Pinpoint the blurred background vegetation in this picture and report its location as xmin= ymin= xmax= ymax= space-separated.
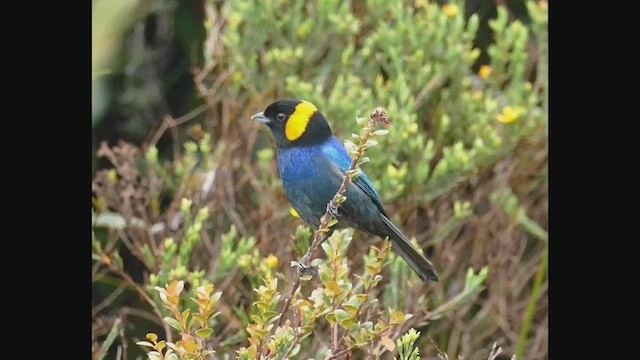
xmin=92 ymin=0 xmax=547 ymax=359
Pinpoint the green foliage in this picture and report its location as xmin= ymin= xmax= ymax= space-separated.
xmin=140 ymin=227 xmax=450 ymax=359
xmin=217 ymin=225 xmax=257 ymax=282
xmin=138 ymin=281 xmax=221 ymax=359
xmin=396 ymin=328 xmax=421 ymax=360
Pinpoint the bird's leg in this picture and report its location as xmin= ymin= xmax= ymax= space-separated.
xmin=326 ymin=202 xmax=340 ymax=218
xmin=296 ymin=262 xmax=318 ymax=277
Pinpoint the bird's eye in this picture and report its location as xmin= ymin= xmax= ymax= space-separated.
xmin=276 ymin=113 xmax=286 ymax=122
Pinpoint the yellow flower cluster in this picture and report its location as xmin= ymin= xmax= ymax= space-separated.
xmin=443 ymin=4 xmax=460 ymax=18
xmin=496 ymin=106 xmax=527 ymax=124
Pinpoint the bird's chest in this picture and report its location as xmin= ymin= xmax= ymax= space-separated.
xmin=277 ymin=147 xmax=324 ymax=181
xmin=276 ymin=147 xmax=343 ymax=223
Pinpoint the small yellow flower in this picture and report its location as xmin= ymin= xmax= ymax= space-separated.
xmin=232 ymin=71 xmax=243 ymax=83
xmin=297 ymin=25 xmax=310 ymax=40
xmin=265 ymin=254 xmax=279 ymax=269
xmin=238 ymin=254 xmax=252 ymax=268
xmin=472 ymin=90 xmax=483 ymax=101
xmin=107 ymin=169 xmax=118 ymax=184
xmin=496 ymin=106 xmax=526 ymax=124
xmin=92 ymin=196 xmax=107 ymax=213
xmin=290 ymin=208 xmax=300 ymax=218
xmin=461 ymin=153 xmax=469 ymax=165
xmin=479 ymin=65 xmax=493 ymax=80
xmin=443 ymin=4 xmax=460 ymax=18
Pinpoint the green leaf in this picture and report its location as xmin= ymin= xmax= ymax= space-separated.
xmin=92 ymin=211 xmax=146 ymax=229
xmin=381 ymin=335 xmax=395 ymax=351
xmin=191 ymin=314 xmax=208 ymax=327
xmin=92 ymin=212 xmax=126 ymax=230
xmin=209 ymin=311 xmax=222 ymax=322
xmin=96 ymin=318 xmax=121 ymax=360
xmin=340 ymin=317 xmax=357 ymax=328
xmin=325 ymin=312 xmax=336 ymax=324
xmin=141 ymin=244 xmax=156 ymax=269
xmin=333 ymin=309 xmax=349 ymax=321
xmin=135 ymin=341 xmax=154 ymax=348
xmin=250 ymin=314 xmax=266 ymax=326
xmin=180 ymin=308 xmax=191 ymax=328
xmin=147 ymin=351 xmax=163 ymax=360
xmin=344 ymin=295 xmax=363 ymax=316
xmin=195 ymin=328 xmax=214 ymax=339
xmin=321 ymin=241 xmax=333 ymax=256
xmin=343 ymin=140 xmax=357 ymax=151
xmin=389 ymin=309 xmax=407 ymax=325
xmin=164 ymin=317 xmax=181 ymax=331
xmin=188 ymin=316 xmax=199 ymax=331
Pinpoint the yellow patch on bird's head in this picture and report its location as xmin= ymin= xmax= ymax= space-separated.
xmin=285 ymin=101 xmax=318 ymax=141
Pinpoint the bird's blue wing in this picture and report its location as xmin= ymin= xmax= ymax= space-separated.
xmin=322 ymin=136 xmax=386 ymax=213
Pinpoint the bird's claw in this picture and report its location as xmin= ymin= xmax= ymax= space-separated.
xmin=296 ymin=262 xmax=317 ymax=277
xmin=326 ymin=203 xmax=339 ymax=218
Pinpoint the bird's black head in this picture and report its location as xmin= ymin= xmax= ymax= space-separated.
xmin=251 ymin=99 xmax=333 ymax=149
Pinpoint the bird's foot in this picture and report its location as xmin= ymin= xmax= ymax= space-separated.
xmin=296 ymin=261 xmax=318 ymax=277
xmin=326 ymin=202 xmax=340 ymax=218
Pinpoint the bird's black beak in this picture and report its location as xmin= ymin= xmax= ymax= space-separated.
xmin=251 ymin=112 xmax=270 ymax=124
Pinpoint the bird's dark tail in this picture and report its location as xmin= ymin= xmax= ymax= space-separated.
xmin=380 ymin=214 xmax=439 ymax=282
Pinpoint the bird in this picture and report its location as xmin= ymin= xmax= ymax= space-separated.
xmin=251 ymin=99 xmax=439 ymax=282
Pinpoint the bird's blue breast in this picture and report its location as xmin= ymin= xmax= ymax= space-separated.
xmin=277 ymin=136 xmax=374 ymax=186
xmin=277 ymin=143 xmax=324 ymax=181
xmin=276 ymin=136 xmax=384 ymax=226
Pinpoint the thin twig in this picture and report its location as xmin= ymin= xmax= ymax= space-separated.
xmin=332 ymin=322 xmax=340 ymax=355
xmin=328 ymin=347 xmax=352 ymax=360
xmin=119 ymin=328 xmax=129 ymax=360
xmin=415 ymin=75 xmax=446 ymax=107
xmin=147 ymin=104 xmax=208 ymax=148
xmin=274 ymin=275 xmax=302 ymax=330
xmin=92 ymin=282 xmax=128 ymax=317
xmin=119 ymin=307 xmax=164 ymax=325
